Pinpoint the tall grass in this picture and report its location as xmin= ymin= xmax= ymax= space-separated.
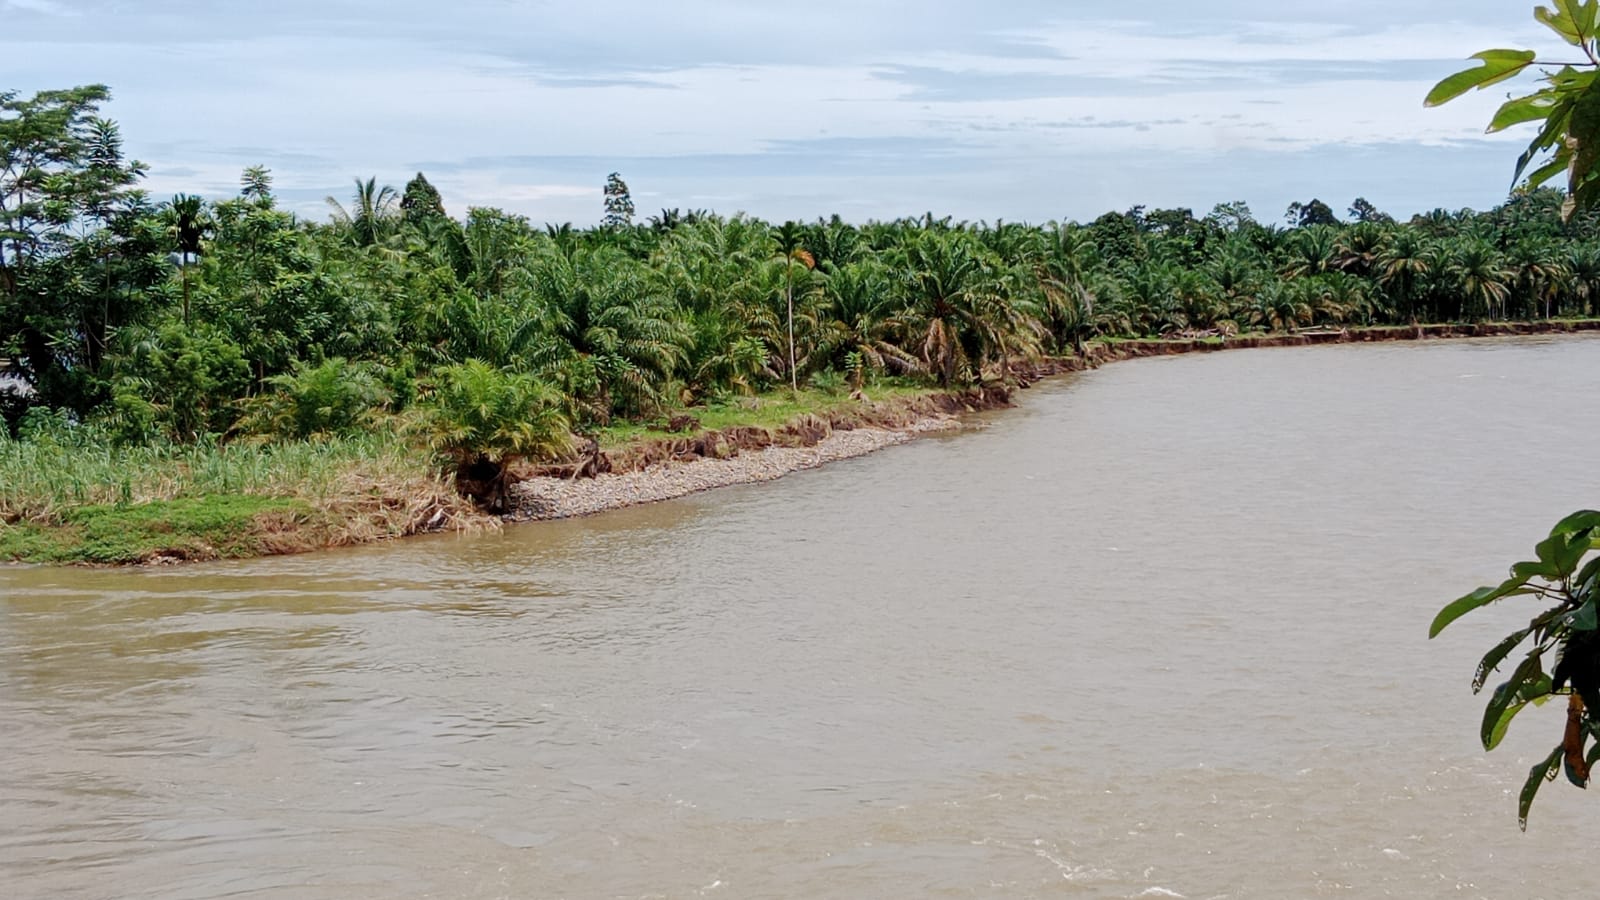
xmin=0 ymin=427 xmax=452 ymax=525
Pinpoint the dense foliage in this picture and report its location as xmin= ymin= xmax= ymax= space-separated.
xmin=5 ymin=83 xmax=1600 ymax=487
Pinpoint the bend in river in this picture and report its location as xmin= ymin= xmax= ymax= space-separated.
xmin=4 ymin=336 xmax=1599 ymax=898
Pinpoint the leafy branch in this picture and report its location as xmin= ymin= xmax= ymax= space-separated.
xmin=1430 ymin=511 xmax=1600 ymax=829
xmin=1427 ymin=1 xmax=1600 ymax=219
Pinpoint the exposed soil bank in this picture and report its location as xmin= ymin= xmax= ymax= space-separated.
xmin=506 ymin=320 xmax=1600 ymax=522
xmin=507 ymin=392 xmax=1005 ymax=522
xmin=1084 ymin=320 xmax=1600 ymax=367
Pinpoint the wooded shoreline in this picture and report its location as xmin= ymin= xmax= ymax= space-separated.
xmin=6 ymin=323 xmax=1597 ymax=567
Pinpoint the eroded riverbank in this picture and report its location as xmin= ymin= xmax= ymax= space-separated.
xmin=7 ymin=319 xmax=1600 ymax=564
xmin=503 ymin=319 xmax=1600 ymax=523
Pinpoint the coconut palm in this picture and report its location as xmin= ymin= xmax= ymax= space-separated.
xmin=326 ymin=177 xmax=399 ymax=248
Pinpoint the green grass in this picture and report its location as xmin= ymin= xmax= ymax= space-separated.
xmin=0 ymin=495 xmax=311 ymax=564
xmin=0 ymin=430 xmax=433 ymax=523
xmin=0 ymin=425 xmax=481 ymax=565
xmin=592 ymin=381 xmax=935 ymax=450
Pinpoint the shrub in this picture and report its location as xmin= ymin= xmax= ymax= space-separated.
xmin=237 ymin=357 xmax=389 ymax=440
xmin=413 ymin=359 xmax=571 ymax=511
xmin=112 ymin=323 xmax=251 ymax=440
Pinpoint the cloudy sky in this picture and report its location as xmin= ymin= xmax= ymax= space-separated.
xmin=0 ymin=0 xmax=1558 ymax=226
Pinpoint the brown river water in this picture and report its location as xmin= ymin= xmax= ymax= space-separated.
xmin=4 ymin=337 xmax=1600 ymax=899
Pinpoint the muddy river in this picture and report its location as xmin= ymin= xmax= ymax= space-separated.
xmin=3 ymin=337 xmax=1598 ymax=898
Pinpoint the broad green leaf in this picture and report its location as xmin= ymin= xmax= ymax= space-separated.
xmin=1489 ymin=94 xmax=1560 ymax=133
xmin=1482 ymin=655 xmax=1548 ymax=750
xmin=1516 ymin=120 xmax=1572 ymax=185
xmin=1431 ymin=578 xmax=1536 ymax=638
xmin=1538 ymin=2 xmax=1585 ymax=45
xmin=1522 ymin=673 xmax=1555 ymax=701
xmin=1520 ymin=745 xmax=1565 ymax=831
xmin=1573 ymin=554 xmax=1600 ymax=594
xmin=1486 ymin=698 xmax=1542 ymax=751
xmin=1426 ymin=50 xmax=1538 ymax=107
xmin=1564 ymin=599 xmax=1599 ymax=631
xmin=1523 ymin=150 xmax=1573 ymax=190
xmin=1565 ymin=81 xmax=1600 ymax=205
xmin=1549 ymin=65 xmax=1600 ymax=91
xmin=1535 ymin=530 xmax=1594 ymax=578
xmin=1551 ymin=509 xmax=1600 ymax=538
xmin=1511 ymin=558 xmax=1560 ymax=580
xmin=1475 ymin=626 xmax=1535 ymax=693
xmin=1485 ymin=674 xmax=1552 ymax=754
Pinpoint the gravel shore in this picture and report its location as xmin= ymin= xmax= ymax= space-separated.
xmin=507 ymin=417 xmax=960 ymax=521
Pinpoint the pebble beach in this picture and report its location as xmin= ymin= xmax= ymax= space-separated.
xmin=507 ymin=417 xmax=961 ymax=521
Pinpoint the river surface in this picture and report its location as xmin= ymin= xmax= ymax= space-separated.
xmin=4 ymin=337 xmax=1600 ymax=899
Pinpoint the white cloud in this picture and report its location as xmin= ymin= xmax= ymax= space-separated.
xmin=0 ymin=2 xmax=1553 ymax=222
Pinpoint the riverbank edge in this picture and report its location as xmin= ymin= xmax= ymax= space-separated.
xmin=502 ymin=319 xmax=1600 ymax=524
xmin=6 ymin=319 xmax=1598 ymax=565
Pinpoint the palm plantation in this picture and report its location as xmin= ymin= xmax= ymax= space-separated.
xmin=6 ymin=84 xmax=1600 ymax=522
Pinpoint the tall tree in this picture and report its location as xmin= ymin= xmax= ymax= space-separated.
xmin=239 ymin=165 xmax=274 ymax=206
xmin=1285 ymin=199 xmax=1340 ymax=228
xmin=1348 ymin=197 xmax=1395 ymax=224
xmin=602 ymin=172 xmax=634 ymax=228
xmin=164 ymin=193 xmax=211 ymax=325
xmin=0 ymin=85 xmax=150 ymax=406
xmin=400 ymin=172 xmax=447 ymax=228
xmin=326 ymin=176 xmax=398 ymax=248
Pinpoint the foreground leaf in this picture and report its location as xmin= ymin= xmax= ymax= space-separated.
xmin=1426 ymin=50 xmax=1538 ymax=107
xmin=1431 ymin=578 xmax=1536 ymax=638
xmin=1519 ymin=745 xmax=1565 ymax=831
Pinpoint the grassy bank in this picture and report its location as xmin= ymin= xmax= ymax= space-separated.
xmin=0 ymin=432 xmax=484 ymax=564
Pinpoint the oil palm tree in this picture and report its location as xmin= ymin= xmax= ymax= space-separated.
xmin=1506 ymin=239 xmax=1568 ymax=320
xmin=1376 ymin=229 xmax=1431 ymax=323
xmin=1036 ymin=224 xmax=1100 ymax=353
xmin=415 ymin=359 xmax=572 ymax=513
xmin=899 ymin=231 xmax=1038 ymax=385
xmin=815 ymin=259 xmax=921 ymax=387
xmin=527 ymin=246 xmax=685 ymax=424
xmin=1448 ymin=240 xmax=1513 ymax=320
xmin=1281 ymin=225 xmax=1339 ymax=279
xmin=1565 ymin=245 xmax=1600 ymax=317
xmin=1332 ymin=221 xmax=1388 ymax=278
